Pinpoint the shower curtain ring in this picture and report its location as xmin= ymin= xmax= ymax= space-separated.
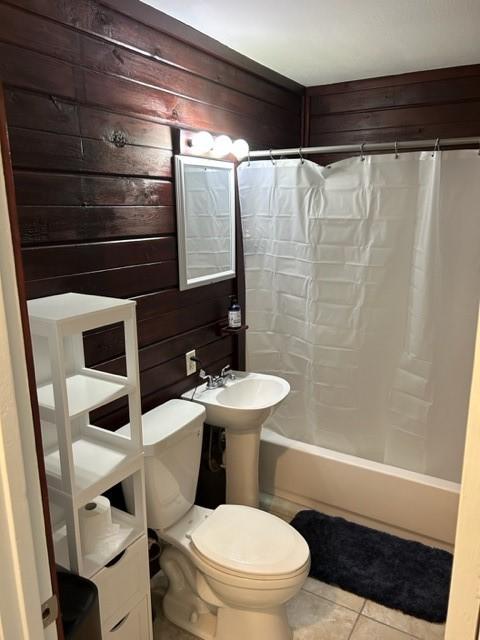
xmin=394 ymin=141 xmax=399 ymax=159
xmin=432 ymin=138 xmax=440 ymax=157
xmin=269 ymin=149 xmax=276 ymax=165
xmin=360 ymin=143 xmax=366 ymax=162
xmin=299 ymin=147 xmax=305 ymax=164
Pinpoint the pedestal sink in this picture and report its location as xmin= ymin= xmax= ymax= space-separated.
xmin=182 ymin=372 xmax=290 ymax=507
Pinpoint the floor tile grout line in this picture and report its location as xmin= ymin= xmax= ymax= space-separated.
xmin=300 ymin=585 xmax=366 ymax=614
xmin=347 ymin=612 xmax=361 ymax=640
xmin=360 ymin=609 xmax=426 ymax=640
xmin=355 ymin=615 xmax=422 ymax=640
xmin=304 ymin=585 xmax=443 ymax=640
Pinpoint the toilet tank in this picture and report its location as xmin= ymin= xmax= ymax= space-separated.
xmin=118 ymin=399 xmax=205 ymax=530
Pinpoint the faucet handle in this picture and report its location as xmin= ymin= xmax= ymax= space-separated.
xmin=221 ymin=365 xmax=235 ymax=381
xmin=199 ymin=369 xmax=215 ymax=389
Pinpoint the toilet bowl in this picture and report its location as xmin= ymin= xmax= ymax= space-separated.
xmin=118 ymin=399 xmax=310 ymax=640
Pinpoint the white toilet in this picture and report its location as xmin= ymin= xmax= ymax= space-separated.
xmin=119 ymin=399 xmax=310 ymax=640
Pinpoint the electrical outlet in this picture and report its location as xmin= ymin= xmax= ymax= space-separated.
xmin=186 ymin=349 xmax=197 ymax=376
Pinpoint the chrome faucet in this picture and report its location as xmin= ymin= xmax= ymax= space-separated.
xmin=199 ymin=369 xmax=217 ymax=389
xmin=198 ymin=364 xmax=236 ymax=390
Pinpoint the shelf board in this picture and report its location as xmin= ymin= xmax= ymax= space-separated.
xmin=44 ymin=437 xmax=142 ymax=505
xmin=37 ymin=370 xmax=131 ymax=420
xmin=27 ymin=293 xmax=133 ymax=324
xmin=53 ymin=508 xmax=143 ymax=579
xmin=217 ymin=322 xmax=249 ymax=336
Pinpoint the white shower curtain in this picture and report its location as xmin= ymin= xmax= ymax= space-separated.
xmin=237 ymin=152 xmax=480 ymax=483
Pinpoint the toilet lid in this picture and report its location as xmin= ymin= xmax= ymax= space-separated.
xmin=190 ymin=504 xmax=310 ymax=577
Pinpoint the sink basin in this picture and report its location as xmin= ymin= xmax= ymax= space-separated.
xmin=185 ymin=372 xmax=290 ymax=431
xmin=183 ymin=371 xmax=290 ymax=507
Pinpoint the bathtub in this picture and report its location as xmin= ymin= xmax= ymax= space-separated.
xmin=259 ymin=428 xmax=460 ymax=549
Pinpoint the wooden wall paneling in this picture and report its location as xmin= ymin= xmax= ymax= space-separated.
xmin=22 ymin=237 xmax=177 ymax=280
xmin=26 ymin=260 xmax=178 ymax=299
xmin=101 ymin=0 xmax=303 ymax=94
xmin=5 ymin=89 xmax=79 ymax=134
xmin=97 ymin=335 xmax=234 ymax=386
xmin=4 ymin=0 xmax=302 ymax=111
xmin=0 ymin=3 xmax=299 ymax=145
xmin=132 ymin=278 xmax=235 ymax=323
xmin=85 ymin=288 xmax=233 ymax=366
xmin=306 ymin=64 xmax=480 ymax=95
xmin=309 ymin=101 xmax=480 ymax=136
xmin=308 ymin=121 xmax=480 ymax=148
xmin=302 ymin=90 xmax=310 ymax=147
xmin=127 ymin=322 xmax=232 ymax=374
xmin=14 ymin=169 xmax=175 ymax=245
xmin=81 ymin=70 xmax=296 ymax=146
xmin=305 ymin=65 xmax=480 ymax=152
xmin=18 ymin=204 xmax=176 ymax=245
xmin=78 ymin=37 xmax=296 ymax=128
xmin=0 ymin=43 xmax=79 ymax=97
xmin=14 ymin=172 xmax=173 ymax=206
xmin=309 ymin=75 xmax=480 ymax=115
xmin=0 ymin=0 xmax=302 ymax=432
xmin=9 ymin=128 xmax=173 ymax=176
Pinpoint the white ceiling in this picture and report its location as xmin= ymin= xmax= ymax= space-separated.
xmin=140 ymin=0 xmax=480 ymax=86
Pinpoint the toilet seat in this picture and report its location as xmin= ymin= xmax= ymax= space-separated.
xmin=190 ymin=504 xmax=310 ymax=579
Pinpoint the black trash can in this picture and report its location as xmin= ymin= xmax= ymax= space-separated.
xmin=57 ymin=569 xmax=102 ymax=640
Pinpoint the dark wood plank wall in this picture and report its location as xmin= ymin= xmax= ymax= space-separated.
xmin=0 ymin=0 xmax=302 ymax=428
xmin=304 ymin=64 xmax=480 ymax=164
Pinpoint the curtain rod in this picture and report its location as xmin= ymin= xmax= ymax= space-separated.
xmin=248 ymin=136 xmax=480 ymax=159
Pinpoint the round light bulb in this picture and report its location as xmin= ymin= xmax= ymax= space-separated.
xmin=191 ymin=131 xmax=214 ymax=154
xmin=232 ymin=139 xmax=249 ymax=160
xmin=213 ymin=134 xmax=232 ymax=157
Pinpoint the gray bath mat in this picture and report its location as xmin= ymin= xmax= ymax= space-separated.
xmin=291 ymin=510 xmax=452 ymax=623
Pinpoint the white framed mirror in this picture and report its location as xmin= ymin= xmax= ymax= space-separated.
xmin=175 ymin=155 xmax=236 ymax=290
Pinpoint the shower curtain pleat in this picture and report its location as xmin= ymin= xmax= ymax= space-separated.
xmin=237 ymin=152 xmax=480 ymax=482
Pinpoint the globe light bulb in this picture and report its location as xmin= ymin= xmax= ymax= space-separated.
xmin=232 ymin=139 xmax=249 ymax=160
xmin=213 ymin=135 xmax=233 ymax=157
xmin=191 ymin=131 xmax=214 ymax=154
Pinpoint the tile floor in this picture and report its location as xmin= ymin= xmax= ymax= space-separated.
xmin=151 ymin=574 xmax=445 ymax=640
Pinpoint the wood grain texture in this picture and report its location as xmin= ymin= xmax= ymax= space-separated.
xmin=0 ymin=0 xmax=301 ymax=429
xmin=0 ymin=3 xmax=299 ymax=143
xmin=4 ymin=0 xmax=301 ymax=110
xmin=14 ymin=172 xmax=173 ymax=206
xmin=18 ymin=205 xmax=175 ymax=245
xmin=304 ymin=65 xmax=480 ymax=159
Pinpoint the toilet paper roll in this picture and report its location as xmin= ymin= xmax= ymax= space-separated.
xmin=79 ymin=496 xmax=112 ymax=554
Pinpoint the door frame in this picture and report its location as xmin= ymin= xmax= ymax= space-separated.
xmin=445 ymin=307 xmax=480 ymax=639
xmin=0 ymin=83 xmax=61 ymax=639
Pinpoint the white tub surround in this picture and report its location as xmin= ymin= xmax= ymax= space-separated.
xmin=260 ymin=429 xmax=459 ymax=548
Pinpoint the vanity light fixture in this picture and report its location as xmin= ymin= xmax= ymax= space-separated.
xmin=232 ymin=138 xmax=249 ymax=160
xmin=212 ymin=134 xmax=233 ymax=157
xmin=190 ymin=130 xmax=214 ymax=154
xmin=190 ymin=130 xmax=249 ymax=159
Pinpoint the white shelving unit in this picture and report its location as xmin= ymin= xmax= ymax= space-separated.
xmin=28 ymin=293 xmax=153 ymax=639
